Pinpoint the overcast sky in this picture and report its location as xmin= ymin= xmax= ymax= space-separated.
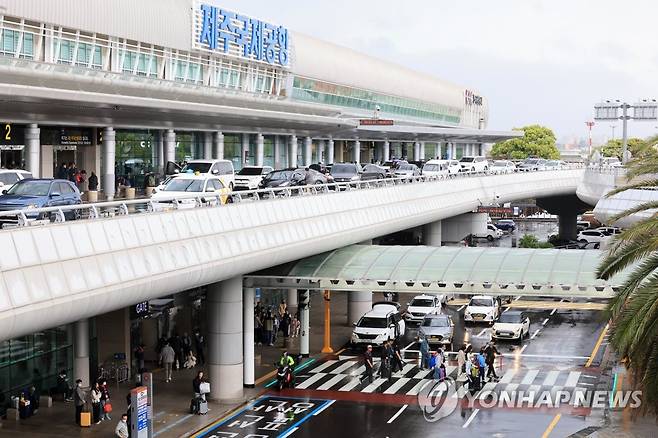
xmin=218 ymin=0 xmax=658 ymax=144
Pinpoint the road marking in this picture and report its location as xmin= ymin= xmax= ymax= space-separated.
xmin=462 ymin=408 xmax=480 ymax=428
xmin=338 ymin=378 xmax=361 ymax=391
xmin=402 ymin=341 xmax=416 ymax=352
xmin=499 ymin=353 xmax=590 ymax=360
xmin=475 ymin=328 xmax=489 ymax=337
xmin=583 ymin=375 xmax=597 ymax=379
xmin=478 ymin=382 xmax=498 ymax=399
xmin=387 ymin=404 xmax=408 ymax=424
xmin=530 ymin=329 xmax=541 ymax=340
xmin=519 ymin=344 xmax=528 ymax=353
xmin=542 ymin=370 xmax=560 ymax=386
xmin=310 ymin=360 xmax=338 ymax=373
xmin=331 ymin=360 xmax=359 ymax=374
xmin=550 ymin=308 xmax=558 ymax=316
xmin=499 ymin=369 xmax=517 ymax=384
xmin=318 ymin=374 xmax=349 ymax=390
xmin=412 ymin=369 xmax=432 ymax=379
xmin=384 ymin=378 xmax=411 ymax=394
xmin=564 ymin=371 xmax=582 ymax=388
xmin=585 ymin=324 xmax=609 ymax=367
xmin=521 ymin=369 xmax=540 ymax=385
xmin=457 ymin=305 xmax=466 ymax=312
xmin=279 ymin=427 xmax=298 ymax=438
xmin=541 ymin=413 xmax=562 ymax=438
xmin=406 ymin=379 xmax=431 ymax=395
xmin=542 ymin=318 xmax=549 ymax=326
xmin=255 ymin=369 xmax=277 ymax=385
xmin=503 ymin=307 xmax=510 ymax=313
xmin=296 ymin=373 xmax=327 ymax=389
xmin=154 ymin=414 xmax=194 ymax=436
xmin=514 ymin=296 xmax=522 ymax=301
xmin=395 ymin=363 xmax=416 ymax=377
xmin=362 ymin=378 xmax=388 ymax=393
xmin=313 ymin=400 xmax=335 ymax=416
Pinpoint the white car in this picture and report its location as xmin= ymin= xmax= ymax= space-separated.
xmin=464 ymin=295 xmax=501 ymax=324
xmin=491 ymin=311 xmax=530 ymax=341
xmin=600 ymin=157 xmax=622 ymax=168
xmin=0 ymin=169 xmax=32 ymax=191
xmin=577 ymin=230 xmax=611 ymax=245
xmin=459 ymin=156 xmax=489 ymax=173
xmin=351 ymin=302 xmax=406 ymax=347
xmin=166 ymin=159 xmax=236 ymax=189
xmin=151 ymin=175 xmax=231 ymax=210
xmin=475 ymin=224 xmax=503 ymax=241
xmin=233 ymin=166 xmax=273 ymax=190
xmin=422 ymin=160 xmax=448 ymax=178
xmin=489 ymin=160 xmax=516 ymax=174
xmin=404 ymin=294 xmax=443 ymax=324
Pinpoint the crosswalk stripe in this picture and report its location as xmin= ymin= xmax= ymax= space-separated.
xmin=521 ymin=369 xmax=540 ymax=385
xmin=498 ymin=369 xmax=516 ymax=384
xmin=338 ymin=377 xmax=362 ymax=392
xmin=478 ymin=382 xmax=497 ymax=399
xmin=384 ymin=378 xmax=411 ymax=394
xmin=394 ymin=363 xmax=415 ymax=377
xmin=317 ymin=374 xmax=349 ymax=390
xmin=296 ymin=372 xmax=327 ymax=389
xmin=412 ymin=369 xmax=432 ymax=379
xmin=564 ymin=371 xmax=581 ymax=388
xmin=542 ymin=370 xmax=560 ymax=386
xmin=310 ymin=360 xmax=338 ymax=373
xmin=528 ymin=385 xmax=542 ymax=400
xmin=331 ymin=360 xmax=360 ymax=374
xmin=362 ymin=378 xmax=388 ymax=393
xmin=502 ymin=383 xmax=519 ymax=394
xmin=406 ymin=379 xmax=431 ymax=396
xmin=351 ymin=365 xmax=365 ymax=376
xmin=452 ymin=384 xmax=468 ymax=399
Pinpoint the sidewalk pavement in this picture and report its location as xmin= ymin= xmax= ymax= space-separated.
xmin=0 ymin=291 xmax=354 ymax=437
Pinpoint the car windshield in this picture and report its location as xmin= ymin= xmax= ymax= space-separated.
xmin=357 ymin=317 xmax=388 ymax=328
xmin=266 ymin=171 xmax=294 ymax=181
xmin=423 ymin=164 xmax=441 ymax=172
xmin=331 ymin=164 xmax=357 ymax=174
xmin=410 ymin=299 xmax=434 ymax=307
xmin=492 ymin=161 xmax=508 ymax=167
xmin=460 ymin=157 xmax=474 ymax=163
xmin=181 ymin=162 xmax=212 ymax=174
xmin=164 ymin=179 xmax=204 ymax=192
xmin=499 ymin=313 xmax=523 ymax=323
xmin=363 ymin=165 xmax=383 ymax=172
xmin=382 ymin=161 xmax=397 ymax=167
xmin=6 ymin=181 xmax=51 ymax=196
xmin=469 ymin=298 xmax=493 ymax=307
xmin=237 ymin=167 xmax=263 ymax=176
xmin=523 ymin=159 xmax=539 ymax=164
xmin=422 ymin=317 xmax=449 ymax=327
xmin=398 ymin=164 xmax=413 ymax=170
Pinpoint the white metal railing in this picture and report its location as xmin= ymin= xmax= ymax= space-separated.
xmin=0 ymin=168 xmax=583 ymax=229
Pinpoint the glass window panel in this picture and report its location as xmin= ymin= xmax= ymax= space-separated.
xmin=10 ymin=336 xmax=33 ymax=363
xmin=0 ymin=341 xmax=9 ymax=367
xmin=21 ymin=33 xmax=34 ymax=58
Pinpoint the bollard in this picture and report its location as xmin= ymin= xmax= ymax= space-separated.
xmin=87 ymin=191 xmax=98 ymax=203
xmin=125 ymin=187 xmax=136 ymax=212
xmin=144 ymin=186 xmax=155 ymax=197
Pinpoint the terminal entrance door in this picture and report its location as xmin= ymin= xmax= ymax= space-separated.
xmin=0 ymin=146 xmax=24 ymax=168
xmin=53 ymin=146 xmax=77 ymax=176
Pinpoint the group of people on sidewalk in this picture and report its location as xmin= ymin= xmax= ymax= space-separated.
xmin=70 ymin=377 xmax=129 ymax=437
xmin=254 ymin=300 xmax=301 ymax=347
xmin=156 ymin=330 xmax=206 ymax=382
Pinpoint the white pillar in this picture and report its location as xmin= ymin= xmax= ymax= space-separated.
xmin=273 ymin=135 xmax=281 ymax=169
xmin=383 ymin=141 xmax=390 ymax=162
xmin=289 ymin=135 xmax=298 ymax=168
xmin=203 ymin=132 xmax=212 ymax=160
xmin=208 ymin=277 xmax=243 ymax=400
xmin=243 ymin=287 xmax=255 ymax=388
xmin=327 ymin=138 xmax=335 ymax=164
xmin=102 ymin=127 xmax=116 ymax=200
xmin=155 ymin=130 xmax=164 ymax=173
xmin=317 ymin=140 xmax=324 ymax=164
xmin=348 ymin=291 xmax=372 ymax=327
xmin=241 ymin=133 xmax=250 ymax=167
xmin=25 ymin=123 xmax=40 ymax=178
xmin=214 ymin=132 xmax=224 ymax=160
xmin=353 ymin=140 xmax=361 ymax=163
xmin=287 ymin=289 xmax=298 ymax=314
xmin=303 ymin=136 xmax=312 ymax=167
xmin=413 ymin=142 xmax=421 ymax=161
xmin=299 ymin=290 xmax=310 ymax=357
xmin=420 ymin=141 xmax=426 ymax=160
xmin=74 ymin=319 xmax=90 ymax=387
xmin=255 ymin=134 xmax=264 ymax=167
xmin=164 ymin=129 xmax=176 ymax=165
xmin=423 ymin=220 xmax=442 ymax=246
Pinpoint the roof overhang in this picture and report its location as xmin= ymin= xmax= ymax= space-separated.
xmin=328 ymin=124 xmax=524 ymax=143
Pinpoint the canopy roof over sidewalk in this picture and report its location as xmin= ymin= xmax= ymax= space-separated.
xmin=246 ymin=245 xmax=628 ymax=298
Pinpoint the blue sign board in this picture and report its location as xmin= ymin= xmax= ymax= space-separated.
xmin=198 ymin=3 xmax=289 ymax=66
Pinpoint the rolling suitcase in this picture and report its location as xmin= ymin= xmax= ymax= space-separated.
xmin=80 ymin=411 xmax=91 ymax=427
xmin=198 ymin=399 xmax=208 ymax=415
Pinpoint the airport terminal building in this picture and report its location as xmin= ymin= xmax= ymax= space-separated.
xmin=0 ymin=0 xmax=519 ymax=397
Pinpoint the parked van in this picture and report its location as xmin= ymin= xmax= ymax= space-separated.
xmin=166 ymin=159 xmax=236 ymax=189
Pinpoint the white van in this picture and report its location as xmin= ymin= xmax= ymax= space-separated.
xmin=459 ymin=156 xmax=489 ymax=173
xmin=350 ymin=302 xmax=406 ymax=347
xmin=422 ymin=160 xmax=448 ymax=178
xmin=166 ymin=159 xmax=236 ymax=189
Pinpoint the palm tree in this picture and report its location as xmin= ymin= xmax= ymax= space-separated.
xmin=597 ymin=140 xmax=658 ymax=412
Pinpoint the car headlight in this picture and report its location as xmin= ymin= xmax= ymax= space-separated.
xmin=351 ymin=333 xmax=358 ymax=341
xmin=350 ymin=176 xmax=359 ymax=181
xmin=27 ymin=204 xmax=39 ymax=209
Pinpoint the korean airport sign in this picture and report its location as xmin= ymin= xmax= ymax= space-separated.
xmin=359 ymin=119 xmax=394 ymax=126
xmin=0 ymin=123 xmax=25 ymax=146
xmin=193 ymin=1 xmax=290 ymax=67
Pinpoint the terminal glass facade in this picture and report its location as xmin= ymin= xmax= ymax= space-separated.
xmin=0 ymin=28 xmax=33 ymax=58
xmin=292 ymin=76 xmax=461 ymax=125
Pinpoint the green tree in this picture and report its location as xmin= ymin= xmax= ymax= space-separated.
xmin=598 ymin=138 xmax=647 ymax=159
xmin=490 ymin=125 xmax=560 ymax=160
xmin=518 ymin=234 xmax=553 ymax=248
xmin=596 ymin=144 xmax=658 ymax=412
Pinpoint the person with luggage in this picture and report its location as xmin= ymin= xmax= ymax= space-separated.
xmin=378 ymin=340 xmax=393 ymax=381
xmin=361 ymin=345 xmax=374 ymax=384
xmin=73 ymin=379 xmax=85 ymax=425
xmin=191 ymin=371 xmax=209 ymax=415
xmin=99 ymin=379 xmax=111 ymax=421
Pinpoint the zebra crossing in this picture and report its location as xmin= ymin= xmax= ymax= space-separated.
xmin=291 ymin=357 xmax=596 ymax=401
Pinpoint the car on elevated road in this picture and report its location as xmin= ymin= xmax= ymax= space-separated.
xmin=464 ymin=295 xmax=501 ymax=324
xmin=233 ymin=166 xmax=273 ymax=190
xmin=421 ymin=160 xmax=449 ymax=178
xmin=330 ymin=163 xmax=362 ymax=183
xmin=258 ymin=168 xmax=330 ymax=189
xmin=166 ymin=159 xmax=236 ymax=189
xmin=360 ymin=164 xmax=390 ymax=180
xmin=459 ymin=156 xmax=489 ymax=173
xmin=517 ymin=158 xmax=547 ymax=172
xmin=489 ymin=160 xmax=516 ymax=174
xmin=0 ymin=178 xmax=81 ymax=227
xmin=350 ymin=301 xmax=406 ymax=347
xmin=151 ymin=175 xmax=231 ymax=209
xmin=394 ymin=163 xmax=421 ymax=180
xmin=0 ymin=169 xmax=33 ymax=191
xmin=491 ymin=310 xmax=530 ymax=342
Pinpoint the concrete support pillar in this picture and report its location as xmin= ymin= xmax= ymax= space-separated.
xmin=299 ymin=290 xmax=310 ymax=357
xmin=423 ymin=220 xmax=442 ymax=246
xmin=243 ymin=287 xmax=255 ymax=388
xmin=289 ymin=135 xmax=298 ymax=168
xmin=255 ymin=133 xmax=264 ymax=167
xmin=25 ymin=124 xmax=40 ymax=178
xmin=559 ymin=214 xmax=578 ymax=242
xmin=353 ymin=140 xmax=361 ymax=164
xmin=155 ymin=130 xmax=164 ymax=173
xmin=303 ymin=136 xmax=312 ymax=166
xmin=420 ymin=141 xmax=426 ymax=160
xmin=287 ymin=289 xmax=298 ymax=315
xmin=74 ymin=319 xmax=90 ymax=387
xmin=273 ymin=136 xmax=281 ymax=169
xmin=383 ymin=141 xmax=390 ymax=162
xmin=203 ymin=132 xmax=213 ymax=160
xmin=241 ymin=133 xmax=250 ymax=167
xmin=327 ymin=138 xmax=335 ymax=164
xmin=317 ymin=140 xmax=324 ymax=164
xmin=348 ymin=291 xmax=372 ymax=327
xmin=208 ymin=277 xmax=243 ymax=401
xmin=214 ymin=132 xmax=224 ymax=160
xmin=413 ymin=142 xmax=421 ymax=161
xmin=164 ymin=129 xmax=176 ymax=165
xmin=336 ymin=141 xmax=344 ymax=163
xmin=102 ymin=127 xmax=116 ymax=200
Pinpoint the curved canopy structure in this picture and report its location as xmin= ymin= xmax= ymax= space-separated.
xmin=248 ymin=245 xmax=629 ymax=298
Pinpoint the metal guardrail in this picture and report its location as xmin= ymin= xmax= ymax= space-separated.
xmin=0 ymin=167 xmax=583 ymax=229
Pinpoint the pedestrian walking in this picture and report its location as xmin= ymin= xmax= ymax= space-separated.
xmin=115 ymin=413 xmax=129 ymax=438
xmin=169 ymin=334 xmax=183 ymax=370
xmin=361 ymin=345 xmax=374 ymax=384
xmin=73 ymin=379 xmax=85 ymax=425
xmin=265 ymin=311 xmax=274 ymax=346
xmin=160 ymin=343 xmax=176 ymax=382
xmin=90 ymin=382 xmax=102 ymax=424
xmin=477 ymin=348 xmax=487 ymax=386
xmin=391 ymin=341 xmax=405 ymax=374
xmin=99 ymin=379 xmax=111 ymax=421
xmin=182 ymin=333 xmax=192 ymax=356
xmin=457 ymin=345 xmax=467 ymax=381
xmin=378 ymin=340 xmax=391 ymax=379
xmin=194 ymin=331 xmax=206 ymax=366
xmin=419 ymin=336 xmax=430 ymax=370
xmin=484 ymin=342 xmax=501 ymax=381
xmin=134 ymin=344 xmax=145 ymax=372
xmin=88 ymin=171 xmax=98 ymax=191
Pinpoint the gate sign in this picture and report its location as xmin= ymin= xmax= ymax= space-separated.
xmin=194 ymin=2 xmax=290 ymax=66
